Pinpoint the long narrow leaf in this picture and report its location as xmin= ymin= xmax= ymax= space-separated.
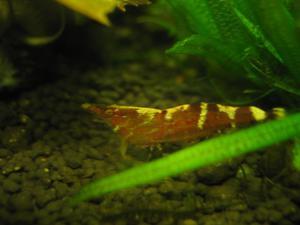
xmin=167 ymin=34 xmax=248 ymax=67
xmin=70 ymin=112 xmax=300 ymax=205
xmin=233 ymin=7 xmax=282 ymax=63
xmin=293 ymin=137 xmax=300 ymax=170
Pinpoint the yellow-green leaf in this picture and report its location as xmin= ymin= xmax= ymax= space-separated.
xmin=56 ymin=0 xmax=118 ymax=25
xmin=56 ymin=0 xmax=151 ymax=25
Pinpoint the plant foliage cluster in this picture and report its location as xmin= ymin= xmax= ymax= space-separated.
xmin=161 ymin=0 xmax=300 ymax=104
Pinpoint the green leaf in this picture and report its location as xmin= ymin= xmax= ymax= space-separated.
xmin=56 ymin=0 xmax=150 ymax=25
xmin=70 ymin=112 xmax=300 ymax=204
xmin=166 ymin=0 xmax=219 ymax=38
xmin=167 ymin=34 xmax=247 ymax=67
xmin=167 ymin=34 xmax=272 ymax=103
xmin=56 ymin=0 xmax=117 ymax=25
xmin=249 ymin=0 xmax=300 ymax=83
xmin=233 ymin=7 xmax=282 ymax=63
xmin=293 ymin=137 xmax=300 ymax=170
xmin=162 ymin=0 xmax=300 ymax=96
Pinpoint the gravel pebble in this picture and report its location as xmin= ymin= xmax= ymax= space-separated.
xmin=35 ymin=188 xmax=56 ymax=208
xmin=178 ymin=219 xmax=198 ymax=225
xmin=3 ymin=178 xmax=21 ymax=193
xmin=0 ymin=148 xmax=11 ymax=158
xmin=63 ymin=150 xmax=83 ymax=169
xmin=1 ymin=126 xmax=28 ymax=150
xmin=8 ymin=191 xmax=34 ymax=211
xmin=53 ymin=181 xmax=69 ymax=198
xmin=196 ymin=161 xmax=239 ymax=185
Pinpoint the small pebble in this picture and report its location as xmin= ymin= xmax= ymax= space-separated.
xmin=196 ymin=161 xmax=237 ymax=185
xmin=64 ymin=151 xmax=83 ymax=169
xmin=35 ymin=188 xmax=56 ymax=208
xmin=9 ymin=192 xmax=34 ymax=211
xmin=178 ymin=219 xmax=198 ymax=225
xmin=0 ymin=148 xmax=11 ymax=158
xmin=53 ymin=181 xmax=68 ymax=199
xmin=1 ymin=126 xmax=28 ymax=150
xmin=3 ymin=179 xmax=21 ymax=193
xmin=46 ymin=200 xmax=63 ymax=213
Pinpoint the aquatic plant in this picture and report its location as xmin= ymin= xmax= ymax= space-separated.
xmin=56 ymin=0 xmax=151 ymax=25
xmin=71 ymin=0 xmax=300 ymax=204
xmin=163 ymin=0 xmax=300 ymax=103
xmin=71 ymin=112 xmax=300 ymax=204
